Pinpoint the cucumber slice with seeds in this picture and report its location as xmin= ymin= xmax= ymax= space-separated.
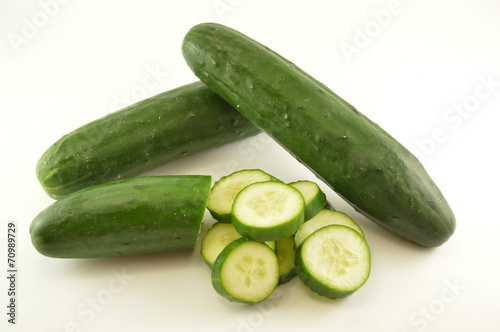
xmin=296 ymin=225 xmax=371 ymax=299
xmin=201 ymin=222 xmax=275 ymax=267
xmin=207 ymin=169 xmax=274 ymax=223
xmin=232 ymin=181 xmax=305 ymax=241
xmin=289 ymin=180 xmax=326 ymax=221
xmin=295 ymin=209 xmax=364 ymax=247
xmin=211 ymin=238 xmax=279 ymax=303
xmin=276 ymin=236 xmax=296 ymax=284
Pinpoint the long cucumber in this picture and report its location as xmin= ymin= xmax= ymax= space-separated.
xmin=182 ymin=23 xmax=455 ymax=247
xmin=29 ymin=175 xmax=211 ymax=258
xmin=37 ymin=81 xmax=260 ymax=199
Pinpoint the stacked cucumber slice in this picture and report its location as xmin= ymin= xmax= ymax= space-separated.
xmin=201 ymin=169 xmax=371 ymax=303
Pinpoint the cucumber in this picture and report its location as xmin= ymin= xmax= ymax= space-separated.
xmin=200 ymin=221 xmax=275 ymax=267
xmin=37 ymin=81 xmax=260 ymax=199
xmin=296 ymin=225 xmax=371 ymax=299
xmin=182 ymin=23 xmax=456 ymax=247
xmin=232 ymin=181 xmax=305 ymax=242
xmin=289 ymin=180 xmax=326 ymax=221
xmin=211 ymin=237 xmax=279 ymax=303
xmin=276 ymin=236 xmax=297 ymax=284
xmin=294 ymin=209 xmax=364 ymax=247
xmin=29 ymin=175 xmax=211 ymax=258
xmin=206 ymin=169 xmax=274 ymax=223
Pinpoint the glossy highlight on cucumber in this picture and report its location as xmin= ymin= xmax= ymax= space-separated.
xmin=30 ymin=175 xmax=211 ymax=258
xmin=182 ymin=22 xmax=456 ymax=247
xmin=37 ymin=81 xmax=260 ymax=199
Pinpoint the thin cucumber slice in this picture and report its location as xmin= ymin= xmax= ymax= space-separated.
xmin=296 ymin=225 xmax=371 ymax=299
xmin=276 ymin=236 xmax=296 ymax=284
xmin=201 ymin=222 xmax=241 ymax=267
xmin=201 ymin=222 xmax=275 ymax=267
xmin=206 ymin=169 xmax=274 ymax=223
xmin=289 ymin=180 xmax=326 ymax=221
xmin=212 ymin=238 xmax=279 ymax=303
xmin=232 ymin=181 xmax=305 ymax=241
xmin=294 ymin=209 xmax=364 ymax=247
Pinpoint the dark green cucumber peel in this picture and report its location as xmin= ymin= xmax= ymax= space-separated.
xmin=37 ymin=81 xmax=260 ymax=199
xmin=30 ymin=175 xmax=211 ymax=258
xmin=182 ymin=23 xmax=455 ymax=247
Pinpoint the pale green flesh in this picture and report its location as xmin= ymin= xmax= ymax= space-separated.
xmin=201 ymin=223 xmax=241 ymax=266
xmin=220 ymin=242 xmax=278 ymax=302
xmin=289 ymin=181 xmax=320 ymax=205
xmin=207 ymin=169 xmax=273 ymax=222
xmin=289 ymin=180 xmax=326 ymax=220
xmin=295 ymin=209 xmax=364 ymax=247
xmin=233 ymin=181 xmax=303 ymax=228
xmin=201 ymin=222 xmax=275 ymax=266
xmin=300 ymin=225 xmax=370 ymax=292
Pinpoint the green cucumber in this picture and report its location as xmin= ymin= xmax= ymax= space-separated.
xmin=29 ymin=175 xmax=211 ymax=258
xmin=294 ymin=209 xmax=364 ymax=247
xmin=182 ymin=23 xmax=456 ymax=247
xmin=232 ymin=181 xmax=305 ymax=242
xmin=276 ymin=236 xmax=297 ymax=284
xmin=211 ymin=237 xmax=279 ymax=303
xmin=206 ymin=169 xmax=274 ymax=223
xmin=37 ymin=81 xmax=260 ymax=199
xmin=200 ymin=221 xmax=275 ymax=267
xmin=289 ymin=180 xmax=326 ymax=221
xmin=296 ymin=225 xmax=371 ymax=299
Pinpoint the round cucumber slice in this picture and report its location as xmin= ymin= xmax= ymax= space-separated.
xmin=296 ymin=225 xmax=371 ymax=299
xmin=206 ymin=169 xmax=274 ymax=223
xmin=276 ymin=236 xmax=296 ymax=284
xmin=201 ymin=222 xmax=275 ymax=267
xmin=294 ymin=209 xmax=364 ymax=247
xmin=232 ymin=181 xmax=305 ymax=241
xmin=211 ymin=238 xmax=279 ymax=303
xmin=289 ymin=180 xmax=326 ymax=221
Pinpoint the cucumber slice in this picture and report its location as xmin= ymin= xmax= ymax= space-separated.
xmin=200 ymin=222 xmax=275 ymax=267
xmin=289 ymin=180 xmax=326 ymax=221
xmin=276 ymin=236 xmax=296 ymax=284
xmin=212 ymin=238 xmax=279 ymax=303
xmin=232 ymin=181 xmax=305 ymax=241
xmin=294 ymin=209 xmax=364 ymax=247
xmin=324 ymin=200 xmax=336 ymax=211
xmin=296 ymin=225 xmax=371 ymax=299
xmin=206 ymin=169 xmax=274 ymax=223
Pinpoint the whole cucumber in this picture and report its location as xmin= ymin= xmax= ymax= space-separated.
xmin=30 ymin=175 xmax=211 ymax=258
xmin=182 ymin=23 xmax=455 ymax=247
xmin=37 ymin=81 xmax=260 ymax=199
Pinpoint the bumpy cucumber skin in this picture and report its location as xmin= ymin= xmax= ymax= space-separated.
xmin=29 ymin=175 xmax=211 ymax=258
xmin=182 ymin=23 xmax=456 ymax=247
xmin=37 ymin=81 xmax=260 ymax=199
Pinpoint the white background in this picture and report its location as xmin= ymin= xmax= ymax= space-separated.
xmin=1 ymin=0 xmax=500 ymax=331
